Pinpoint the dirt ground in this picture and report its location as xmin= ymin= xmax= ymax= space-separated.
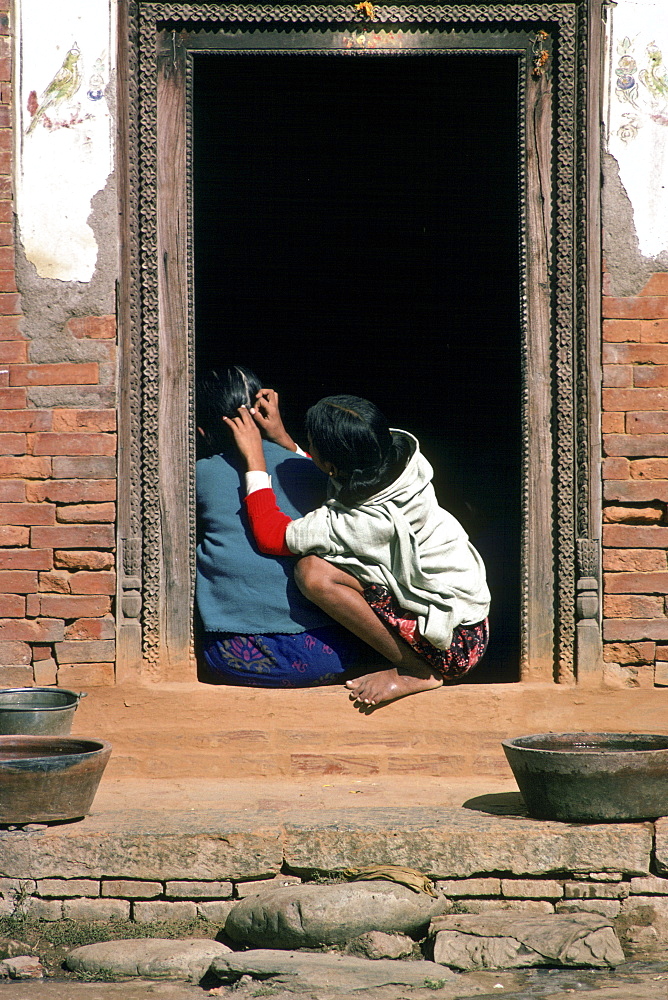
xmin=1 ymin=961 xmax=668 ymax=1000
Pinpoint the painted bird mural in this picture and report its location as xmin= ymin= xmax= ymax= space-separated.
xmin=639 ymin=42 xmax=668 ymax=106
xmin=26 ymin=43 xmax=82 ymax=135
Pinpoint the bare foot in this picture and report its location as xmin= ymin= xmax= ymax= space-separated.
xmin=345 ymin=667 xmax=443 ymax=709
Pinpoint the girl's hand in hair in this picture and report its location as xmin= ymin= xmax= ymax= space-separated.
xmin=252 ymin=388 xmax=297 ymax=452
xmin=222 ymin=406 xmax=267 ymax=472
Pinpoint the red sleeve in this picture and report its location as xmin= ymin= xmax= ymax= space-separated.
xmin=244 ymin=488 xmax=295 ymax=557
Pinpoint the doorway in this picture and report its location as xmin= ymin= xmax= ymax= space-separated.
xmin=194 ymin=52 xmax=521 ymax=681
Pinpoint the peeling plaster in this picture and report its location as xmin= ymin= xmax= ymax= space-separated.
xmin=602 ymin=151 xmax=668 ymax=296
xmin=15 ymin=174 xmax=118 ymax=349
xmin=603 ymin=0 xmax=668 ymax=264
xmin=16 ymin=0 xmax=116 ymax=283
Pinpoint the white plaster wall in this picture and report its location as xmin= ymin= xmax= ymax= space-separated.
xmin=604 ymin=0 xmax=668 ymax=259
xmin=15 ymin=0 xmax=116 ymax=282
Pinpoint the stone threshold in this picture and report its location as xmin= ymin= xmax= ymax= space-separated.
xmin=2 ymin=806 xmax=667 ymax=959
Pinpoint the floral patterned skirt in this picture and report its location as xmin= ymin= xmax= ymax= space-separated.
xmin=202 ymin=624 xmax=369 ymax=688
xmin=362 ymin=583 xmax=489 ymax=681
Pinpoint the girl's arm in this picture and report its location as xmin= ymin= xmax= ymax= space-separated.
xmin=222 ymin=405 xmax=295 ymax=556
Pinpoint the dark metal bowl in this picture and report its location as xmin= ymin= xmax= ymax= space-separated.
xmin=0 ymin=736 xmax=111 ymax=823
xmin=502 ymin=732 xmax=668 ymax=822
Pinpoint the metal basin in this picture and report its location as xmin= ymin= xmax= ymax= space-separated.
xmin=0 ymin=736 xmax=111 ymax=823
xmin=502 ymin=732 xmax=668 ymax=822
xmin=0 ymin=687 xmax=86 ymax=736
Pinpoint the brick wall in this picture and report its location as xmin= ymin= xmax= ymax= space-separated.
xmin=0 ymin=1 xmax=117 ymax=687
xmin=602 ymin=271 xmax=668 ymax=687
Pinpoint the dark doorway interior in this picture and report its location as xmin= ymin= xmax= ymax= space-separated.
xmin=193 ymin=51 xmax=521 ymax=682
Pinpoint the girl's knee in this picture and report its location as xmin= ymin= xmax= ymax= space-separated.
xmin=294 ymin=555 xmax=329 ymax=597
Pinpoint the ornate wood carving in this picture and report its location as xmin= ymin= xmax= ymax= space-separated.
xmin=126 ymin=2 xmax=597 ymax=682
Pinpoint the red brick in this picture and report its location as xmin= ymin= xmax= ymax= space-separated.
xmin=0 ymin=57 xmax=9 ymax=82
xmin=31 ymin=525 xmax=114 ymax=549
xmin=0 ymin=502 xmax=55 ymax=525
xmin=602 ymin=641 xmax=656 ymax=664
xmin=57 ymin=503 xmax=115 ymax=523
xmin=0 ymin=594 xmax=23 ymax=616
xmin=0 ymin=570 xmax=36 ymax=592
xmin=0 ymin=479 xmax=24 ymax=500
xmin=608 ymin=343 xmax=668 ymax=365
xmin=0 ymin=639 xmax=31 ymax=665
xmin=51 ymin=410 xmax=116 ymax=433
xmin=627 ymin=412 xmax=668 ymax=434
xmin=604 ymin=480 xmax=668 ymax=502
xmin=605 ymin=572 xmax=668 ymax=593
xmin=9 ymin=363 xmax=99 ymax=387
xmin=604 ymin=435 xmax=668 ymax=457
xmin=25 ymin=593 xmax=39 ymax=616
xmin=603 ymin=365 xmax=632 ymax=388
xmin=602 ymin=503 xmax=663 ymax=524
xmin=640 ymin=273 xmax=668 ymax=296
xmin=0 ymin=456 xmax=50 ymax=478
xmin=66 ymin=315 xmax=116 ymax=340
xmin=640 ymin=320 xmax=668 ymax=343
xmin=57 ymin=662 xmax=114 ymax=687
xmin=0 ymin=525 xmax=28 ymax=546
xmin=38 ymin=570 xmax=70 ymax=594
xmin=69 ymin=571 xmax=115 ymax=595
xmin=604 ymin=594 xmax=664 ymax=617
xmin=0 ymin=618 xmax=64 ymax=641
xmin=603 ymin=525 xmax=668 ymax=547
xmin=0 ymin=292 xmax=20 ymax=311
xmin=0 ymin=369 xmax=9 ymax=386
xmin=603 ymin=296 xmax=668 ymax=320
xmin=0 ymin=315 xmax=25 ymax=340
xmin=0 ymin=548 xmax=51 ymax=569
xmin=26 ymin=479 xmax=116 ymax=503
xmin=54 ymin=550 xmax=114 ymax=571
xmin=603 ymin=549 xmax=667 ymax=572
xmin=0 ymin=409 xmax=50 ymax=432
xmin=0 ymin=388 xmax=27 ymax=408
xmin=631 ymin=459 xmax=668 ymax=479
xmin=603 ymin=388 xmax=668 ymax=410
xmin=39 ymin=594 xmax=111 ymax=618
xmin=64 ymin=616 xmax=115 ymax=641
xmin=0 ymin=340 xmax=25 ymax=362
xmin=0 ymin=153 xmax=10 ymax=177
xmin=0 ymin=271 xmax=16 ymax=295
xmin=634 ymin=365 xmax=668 ymax=388
xmin=603 ymin=319 xmax=640 ymax=342
xmin=31 ymin=644 xmax=53 ymax=661
xmin=51 ymin=456 xmax=115 ymax=479
xmin=0 ymin=432 xmax=25 ymax=454
xmin=603 ymin=619 xmax=668 ymax=641
xmin=602 ymin=413 xmax=624 ymax=434
xmin=603 ymin=457 xmax=631 ymax=479
xmin=32 ymin=433 xmax=115 ymax=457
xmin=55 ymin=639 xmax=115 ymax=664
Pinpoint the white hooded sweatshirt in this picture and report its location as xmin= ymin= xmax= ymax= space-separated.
xmin=285 ymin=430 xmax=490 ymax=650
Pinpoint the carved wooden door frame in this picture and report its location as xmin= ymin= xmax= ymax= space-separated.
xmin=117 ymin=2 xmax=604 ymax=684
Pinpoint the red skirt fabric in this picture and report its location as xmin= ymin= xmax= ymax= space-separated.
xmin=362 ymin=583 xmax=489 ymax=681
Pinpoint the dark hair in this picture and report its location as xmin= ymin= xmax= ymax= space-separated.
xmin=196 ymin=366 xmax=262 ymax=455
xmin=305 ymin=395 xmax=407 ymax=506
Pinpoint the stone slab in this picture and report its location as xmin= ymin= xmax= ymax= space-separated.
xmin=429 ymin=912 xmax=625 ymax=971
xmin=0 ymin=808 xmax=652 ymax=883
xmin=0 ymin=812 xmax=283 ymax=881
xmin=653 ymin=818 xmax=668 ymax=874
xmin=282 ymin=809 xmax=653 ymax=877
xmin=209 ymin=949 xmax=468 ymax=991
xmin=66 ymin=939 xmax=232 ymax=983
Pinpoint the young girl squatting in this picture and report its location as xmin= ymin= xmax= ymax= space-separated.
xmin=225 ymin=394 xmax=491 ymax=708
